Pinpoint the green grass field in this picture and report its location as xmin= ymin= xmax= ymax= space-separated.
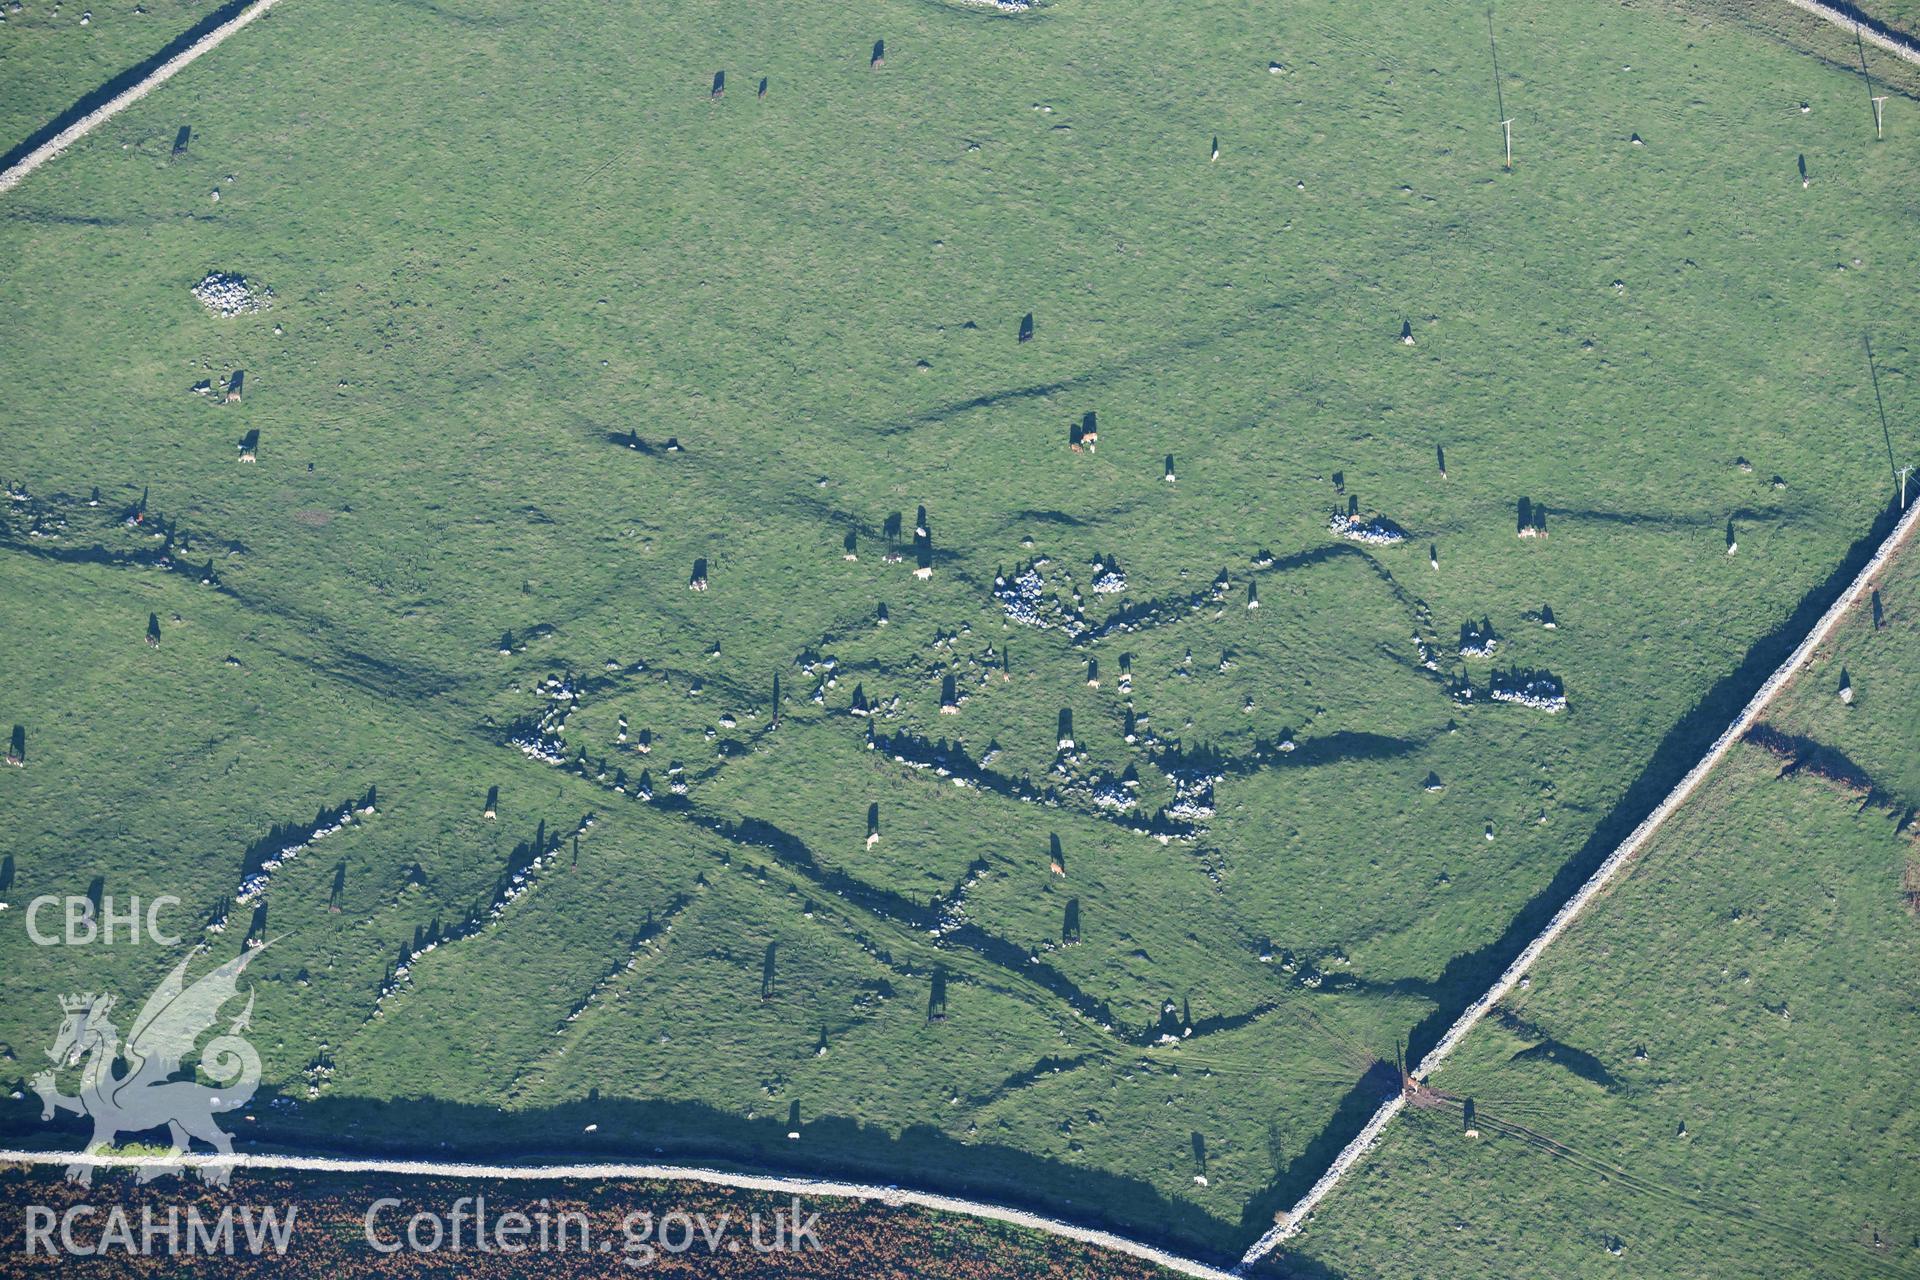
xmin=0 ymin=0 xmax=227 ymax=160
xmin=1273 ymin=535 xmax=1920 ymax=1278
xmin=2 ymin=0 xmax=1918 ymax=1262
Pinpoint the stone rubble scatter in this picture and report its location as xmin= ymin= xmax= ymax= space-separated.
xmin=1488 ymin=667 xmax=1568 ymax=712
xmin=992 ymin=561 xmax=1088 ymax=636
xmin=1328 ymin=511 xmax=1406 ymax=545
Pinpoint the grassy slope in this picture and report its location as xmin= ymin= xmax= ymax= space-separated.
xmin=1277 ymin=543 xmax=1920 ymax=1278
xmin=2 ymin=0 xmax=1919 ymax=1257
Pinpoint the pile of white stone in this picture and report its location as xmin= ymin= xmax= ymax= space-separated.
xmin=1413 ymin=634 xmax=1441 ymax=671
xmin=993 ymin=566 xmax=1045 ymax=616
xmin=1459 ymin=622 xmax=1498 ymax=658
xmin=1490 ymin=668 xmax=1567 ymax=712
xmin=1165 ymin=769 xmax=1219 ymax=821
xmin=192 ymin=271 xmax=271 ymax=316
xmin=1328 ymin=511 xmax=1406 ymax=545
xmin=511 ymin=726 xmax=568 ymax=766
xmin=987 ymin=559 xmax=1092 ymax=635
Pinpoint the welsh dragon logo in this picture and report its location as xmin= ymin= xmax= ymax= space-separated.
xmin=31 ymin=946 xmax=264 ymax=1187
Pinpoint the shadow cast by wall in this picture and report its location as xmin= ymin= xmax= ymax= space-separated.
xmin=1 ymin=0 xmax=264 ymax=174
xmin=0 ymin=1088 xmax=1243 ymax=1266
xmin=1403 ymin=495 xmax=1908 ymax=1072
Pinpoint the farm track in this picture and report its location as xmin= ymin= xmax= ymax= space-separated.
xmin=1235 ymin=494 xmax=1920 ymax=1271
xmin=0 ymin=1149 xmax=1240 ymax=1280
